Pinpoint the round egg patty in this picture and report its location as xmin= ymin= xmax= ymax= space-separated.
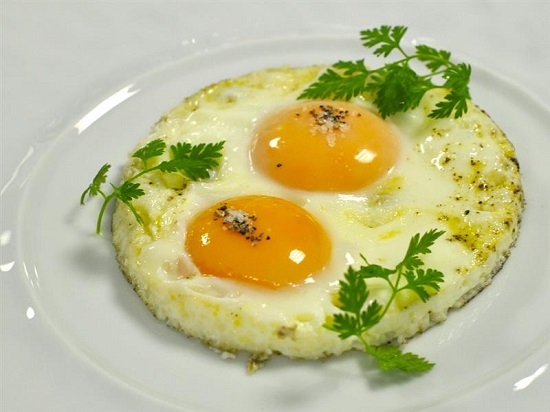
xmin=112 ymin=66 xmax=524 ymax=363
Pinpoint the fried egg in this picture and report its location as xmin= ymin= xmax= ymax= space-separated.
xmin=112 ymin=66 xmax=524 ymax=363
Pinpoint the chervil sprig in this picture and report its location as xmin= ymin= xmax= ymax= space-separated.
xmin=325 ymin=229 xmax=445 ymax=372
xmin=298 ymin=25 xmax=471 ymax=119
xmin=81 ymin=138 xmax=225 ymax=234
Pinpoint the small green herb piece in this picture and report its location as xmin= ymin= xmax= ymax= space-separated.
xmin=298 ymin=25 xmax=471 ymax=119
xmin=325 ymin=229 xmax=445 ymax=373
xmin=81 ymin=138 xmax=225 ymax=234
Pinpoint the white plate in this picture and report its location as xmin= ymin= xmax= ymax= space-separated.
xmin=2 ymin=3 xmax=550 ymax=411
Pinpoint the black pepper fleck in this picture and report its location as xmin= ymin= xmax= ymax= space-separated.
xmin=214 ymin=203 xmax=266 ymax=245
xmin=309 ymin=104 xmax=350 ymax=131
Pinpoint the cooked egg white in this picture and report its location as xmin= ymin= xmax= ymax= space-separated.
xmin=112 ymin=66 xmax=524 ymax=362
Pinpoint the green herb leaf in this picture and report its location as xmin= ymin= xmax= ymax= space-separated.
xmin=369 ymin=64 xmax=432 ymax=119
xmin=158 ymin=141 xmax=225 ymax=180
xmin=81 ymin=140 xmax=225 ymax=234
xmin=298 ymin=62 xmax=369 ymax=101
xmin=401 ymin=268 xmax=444 ymax=303
xmin=116 ymin=181 xmax=145 ymax=203
xmin=324 ymin=230 xmax=445 ymax=373
xmin=366 ymin=344 xmax=435 ymax=372
xmin=359 ymin=300 xmax=384 ymax=332
xmin=415 ymin=44 xmax=452 ymax=72
xmin=360 ymin=25 xmax=408 ymax=57
xmin=357 ymin=263 xmax=395 ymax=281
xmin=337 ymin=267 xmax=370 ymax=313
xmin=80 ymin=163 xmax=111 ymax=204
xmin=299 ymin=25 xmax=472 ymax=119
xmin=132 ymin=138 xmax=166 ymax=168
xmin=399 ymin=229 xmax=445 ymax=271
xmin=430 ymin=63 xmax=471 ymax=119
xmin=327 ymin=301 xmax=383 ymax=340
xmin=327 ymin=313 xmax=362 ymax=340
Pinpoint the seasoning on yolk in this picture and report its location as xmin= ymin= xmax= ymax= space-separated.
xmin=250 ymin=100 xmax=401 ymax=192
xmin=185 ymin=195 xmax=332 ymax=289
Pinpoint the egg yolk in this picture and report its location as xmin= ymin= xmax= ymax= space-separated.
xmin=185 ymin=195 xmax=331 ymax=289
xmin=250 ymin=100 xmax=400 ymax=192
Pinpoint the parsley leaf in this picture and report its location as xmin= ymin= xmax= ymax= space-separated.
xmin=401 ymin=268 xmax=444 ymax=303
xmin=324 ymin=229 xmax=445 ymax=373
xmin=366 ymin=344 xmax=434 ymax=372
xmin=399 ymin=228 xmax=444 ymax=271
xmin=337 ymin=267 xmax=370 ymax=314
xmin=431 ymin=63 xmax=472 ymax=119
xmin=80 ymin=163 xmax=111 ymax=204
xmin=158 ymin=141 xmax=225 ymax=180
xmin=326 ymin=267 xmax=383 ymax=339
xmin=133 ymin=138 xmax=166 ymax=168
xmin=299 ymin=25 xmax=472 ymax=119
xmin=115 ymin=182 xmax=145 ymax=226
xmin=116 ymin=181 xmax=145 ymax=203
xmin=299 ymin=61 xmax=370 ymax=101
xmin=360 ymin=25 xmax=408 ymax=57
xmin=415 ymin=44 xmax=452 ymax=72
xmin=369 ymin=64 xmax=432 ymax=118
xmin=81 ymin=140 xmax=225 ymax=234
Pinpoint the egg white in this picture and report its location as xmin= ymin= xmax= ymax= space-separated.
xmin=112 ymin=66 xmax=524 ymax=363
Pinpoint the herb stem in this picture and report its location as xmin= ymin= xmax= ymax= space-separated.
xmin=374 ymin=268 xmax=402 ymax=325
xmin=96 ymin=193 xmax=114 ymax=235
xmin=395 ymin=45 xmax=410 ymax=61
xmin=126 ymin=168 xmax=149 ymax=184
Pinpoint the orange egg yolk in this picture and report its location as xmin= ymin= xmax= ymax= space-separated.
xmin=250 ymin=100 xmax=400 ymax=192
xmin=185 ymin=195 xmax=331 ymax=289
